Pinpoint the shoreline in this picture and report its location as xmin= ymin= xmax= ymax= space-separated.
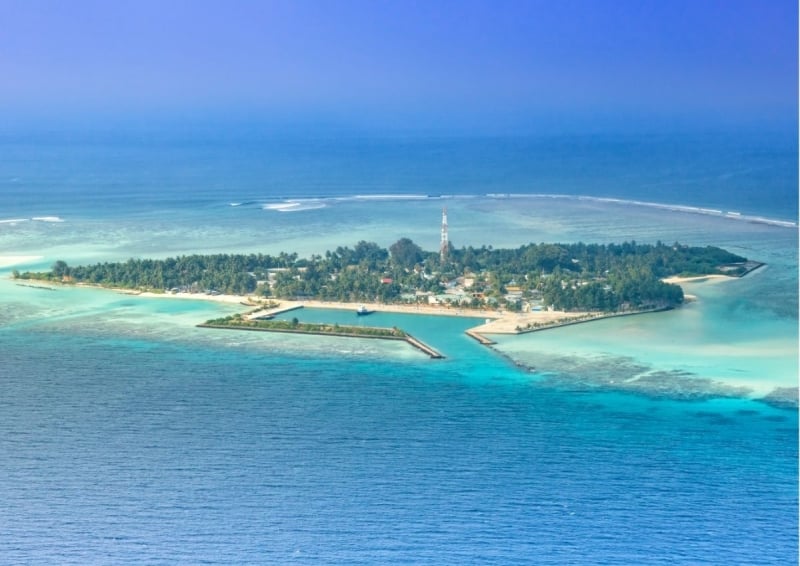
xmin=27 ymin=281 xmax=690 ymax=337
xmin=13 ymin=273 xmax=741 ymax=340
xmin=662 ymin=274 xmax=735 ymax=284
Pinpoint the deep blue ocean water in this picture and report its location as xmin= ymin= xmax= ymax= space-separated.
xmin=1 ymin=329 xmax=796 ymax=564
xmin=0 ymin=128 xmax=797 ymax=564
xmin=2 ymin=129 xmax=797 ymax=221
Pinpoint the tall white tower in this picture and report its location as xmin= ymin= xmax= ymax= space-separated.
xmin=440 ymin=207 xmax=448 ymax=262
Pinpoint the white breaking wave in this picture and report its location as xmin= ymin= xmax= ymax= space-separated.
xmin=350 ymin=194 xmax=430 ymax=200
xmin=481 ymin=193 xmax=797 ymax=228
xmin=277 ymin=203 xmax=327 ymax=212
xmin=31 ymin=216 xmax=65 ymax=223
xmin=263 ymin=202 xmax=301 ymax=211
xmin=239 ymin=191 xmax=797 ymax=228
xmin=0 ymin=218 xmax=29 ymax=224
xmin=263 ymin=200 xmax=328 ymax=212
xmin=572 ymin=196 xmax=798 ymax=228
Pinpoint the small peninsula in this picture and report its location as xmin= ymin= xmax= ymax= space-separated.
xmin=15 ymin=239 xmax=760 ymax=332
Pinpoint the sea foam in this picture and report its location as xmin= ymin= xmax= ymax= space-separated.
xmin=263 ymin=200 xmax=328 ymax=212
xmin=31 ymin=216 xmax=65 ymax=223
xmin=480 ymin=193 xmax=798 ymax=229
xmin=246 ymin=192 xmax=799 ymax=228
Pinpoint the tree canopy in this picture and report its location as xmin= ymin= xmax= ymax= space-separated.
xmin=389 ymin=238 xmax=423 ymax=269
xmin=14 ymin=239 xmax=753 ymax=313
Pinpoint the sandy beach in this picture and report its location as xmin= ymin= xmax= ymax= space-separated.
xmin=469 ymin=310 xmax=597 ymax=334
xmin=662 ymin=274 xmax=735 ymax=284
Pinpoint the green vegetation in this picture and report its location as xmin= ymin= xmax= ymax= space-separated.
xmin=201 ymin=313 xmax=406 ymax=338
xmin=14 ymin=239 xmax=753 ymax=313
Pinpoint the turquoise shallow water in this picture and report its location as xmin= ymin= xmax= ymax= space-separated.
xmin=0 ymin=132 xmax=797 ymax=563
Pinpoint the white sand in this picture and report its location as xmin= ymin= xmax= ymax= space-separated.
xmin=662 ymin=274 xmax=734 ymax=284
xmin=469 ymin=310 xmax=596 ymax=334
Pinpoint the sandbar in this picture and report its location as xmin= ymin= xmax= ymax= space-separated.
xmin=0 ymin=255 xmax=44 ymax=269
xmin=662 ymin=274 xmax=735 ymax=284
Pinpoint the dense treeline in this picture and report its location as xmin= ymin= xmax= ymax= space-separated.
xmin=41 ymin=253 xmax=299 ymax=295
xmin=16 ymin=240 xmax=749 ymax=312
xmin=447 ymin=240 xmax=747 ymax=279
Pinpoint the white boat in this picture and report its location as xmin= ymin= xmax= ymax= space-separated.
xmin=356 ymin=305 xmax=374 ymax=316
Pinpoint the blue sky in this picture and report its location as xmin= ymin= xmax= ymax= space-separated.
xmin=1 ymin=0 xmax=797 ymax=132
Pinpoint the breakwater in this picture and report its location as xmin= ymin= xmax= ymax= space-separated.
xmin=198 ymin=323 xmax=444 ymax=359
xmin=465 ymin=329 xmax=496 ymax=345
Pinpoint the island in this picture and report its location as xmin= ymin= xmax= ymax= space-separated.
xmin=14 ymin=238 xmax=762 ymax=346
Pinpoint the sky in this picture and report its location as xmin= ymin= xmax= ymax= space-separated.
xmin=0 ymin=0 xmax=797 ymax=133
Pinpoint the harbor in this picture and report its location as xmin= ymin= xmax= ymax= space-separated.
xmin=199 ymin=321 xmax=445 ymax=359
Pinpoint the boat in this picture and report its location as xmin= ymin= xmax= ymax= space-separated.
xmin=356 ymin=305 xmax=374 ymax=316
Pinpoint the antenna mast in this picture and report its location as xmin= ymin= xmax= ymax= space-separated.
xmin=440 ymin=207 xmax=449 ymax=262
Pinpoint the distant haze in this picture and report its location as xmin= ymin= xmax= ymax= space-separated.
xmin=0 ymin=0 xmax=796 ymax=134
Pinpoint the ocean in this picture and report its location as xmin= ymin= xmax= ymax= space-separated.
xmin=0 ymin=128 xmax=797 ymax=564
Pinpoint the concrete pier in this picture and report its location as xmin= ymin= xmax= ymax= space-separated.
xmin=465 ymin=329 xmax=496 ymax=345
xmin=246 ymin=303 xmax=304 ymax=320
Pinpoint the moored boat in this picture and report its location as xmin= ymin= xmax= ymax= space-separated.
xmin=356 ymin=305 xmax=374 ymax=316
